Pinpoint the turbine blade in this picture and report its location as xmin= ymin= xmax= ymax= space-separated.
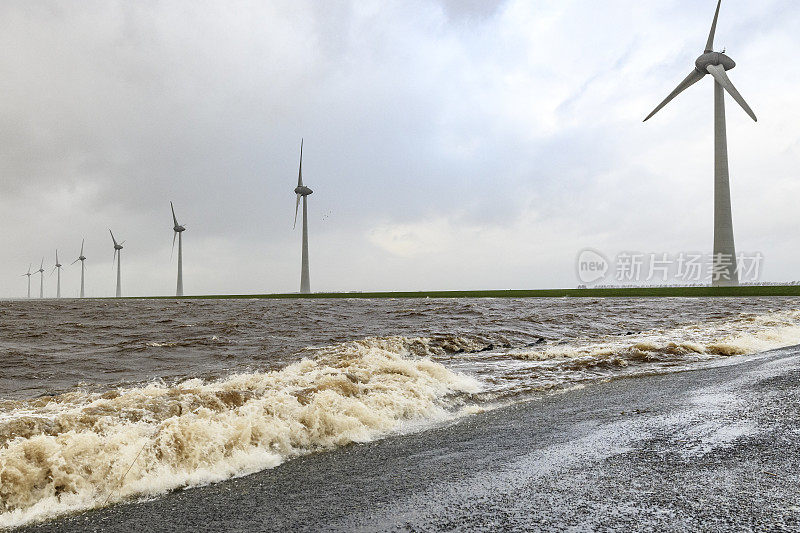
xmin=113 ymin=249 xmax=117 ymax=269
xmin=171 ymin=231 xmax=177 ymax=261
xmin=643 ymin=69 xmax=706 ymax=121
xmin=706 ymin=64 xmax=757 ymax=121
xmin=705 ymin=0 xmax=722 ymax=53
xmin=171 ymin=201 xmax=179 ymax=227
xmin=109 ymin=229 xmax=118 ymax=246
xmin=80 ymin=238 xmax=84 ymax=256
xmin=294 ymin=194 xmax=301 ymax=229
xmin=297 ymin=138 xmax=304 ymax=188
xmin=71 ymin=258 xmax=80 ymax=265
xmin=55 ymin=250 xmax=59 ymax=264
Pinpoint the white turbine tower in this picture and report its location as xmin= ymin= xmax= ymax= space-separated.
xmin=293 ymin=139 xmax=313 ymax=294
xmin=51 ymin=250 xmax=63 ymax=298
xmin=22 ymin=264 xmax=32 ymax=299
xmin=72 ymin=239 xmax=87 ymax=298
xmin=109 ymin=230 xmax=125 ymax=298
xmin=644 ymin=0 xmax=756 ymax=287
xmin=36 ymin=259 xmax=45 ymax=298
xmin=170 ymin=201 xmax=186 ymax=297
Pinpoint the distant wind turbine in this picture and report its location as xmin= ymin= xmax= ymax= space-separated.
xmin=22 ymin=264 xmax=32 ymax=299
xmin=170 ymin=201 xmax=186 ymax=297
xmin=293 ymin=139 xmax=313 ymax=294
xmin=72 ymin=239 xmax=87 ymax=298
xmin=51 ymin=250 xmax=63 ymax=298
xmin=36 ymin=259 xmax=45 ymax=298
xmin=644 ymin=0 xmax=756 ymax=287
xmin=109 ymin=230 xmax=125 ymax=298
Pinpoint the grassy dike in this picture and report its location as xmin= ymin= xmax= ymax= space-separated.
xmin=118 ymin=285 xmax=800 ymax=300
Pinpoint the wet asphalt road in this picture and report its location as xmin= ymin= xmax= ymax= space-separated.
xmin=22 ymin=347 xmax=800 ymax=532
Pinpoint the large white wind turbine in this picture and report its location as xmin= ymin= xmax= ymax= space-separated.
xmin=22 ymin=264 xmax=32 ymax=299
xmin=71 ymin=239 xmax=87 ymax=298
xmin=36 ymin=259 xmax=45 ymax=298
xmin=109 ymin=230 xmax=125 ymax=298
xmin=170 ymin=201 xmax=186 ymax=297
xmin=644 ymin=0 xmax=756 ymax=287
xmin=293 ymin=139 xmax=313 ymax=294
xmin=51 ymin=250 xmax=63 ymax=298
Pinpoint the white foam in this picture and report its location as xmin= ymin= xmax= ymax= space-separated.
xmin=0 ymin=337 xmax=480 ymax=528
xmin=513 ymin=310 xmax=800 ymax=364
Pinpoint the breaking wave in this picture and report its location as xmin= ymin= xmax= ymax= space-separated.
xmin=0 ymin=338 xmax=480 ymax=528
xmin=4 ymin=307 xmax=800 ymax=528
xmin=511 ymin=310 xmax=800 ymax=370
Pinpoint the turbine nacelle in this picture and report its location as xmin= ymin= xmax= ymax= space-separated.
xmin=72 ymin=239 xmax=87 ymax=265
xmin=695 ymin=51 xmax=735 ymax=73
xmin=109 ymin=230 xmax=124 ymax=250
xmin=643 ymin=0 xmax=755 ymax=124
xmin=170 ymin=202 xmax=186 ymax=233
xmin=294 ymin=185 xmax=313 ymax=196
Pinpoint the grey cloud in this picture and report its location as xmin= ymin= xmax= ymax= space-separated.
xmin=1 ymin=0 xmax=799 ymax=296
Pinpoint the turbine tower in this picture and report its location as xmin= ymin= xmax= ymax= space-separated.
xmin=170 ymin=201 xmax=186 ymax=297
xmin=293 ymin=139 xmax=313 ymax=294
xmin=22 ymin=264 xmax=32 ymax=299
xmin=36 ymin=259 xmax=45 ymax=298
xmin=110 ymin=230 xmax=125 ymax=298
xmin=72 ymin=239 xmax=87 ymax=298
xmin=51 ymin=250 xmax=63 ymax=298
xmin=644 ymin=0 xmax=756 ymax=287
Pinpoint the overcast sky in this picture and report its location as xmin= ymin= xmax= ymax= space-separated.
xmin=1 ymin=0 xmax=799 ymax=297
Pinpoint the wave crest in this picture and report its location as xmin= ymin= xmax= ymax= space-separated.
xmin=512 ymin=312 xmax=800 ymax=368
xmin=0 ymin=337 xmax=480 ymax=528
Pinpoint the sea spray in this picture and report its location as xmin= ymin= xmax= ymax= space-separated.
xmin=0 ymin=338 xmax=481 ymax=528
xmin=510 ymin=310 xmax=800 ymax=366
xmin=4 ymin=301 xmax=800 ymax=527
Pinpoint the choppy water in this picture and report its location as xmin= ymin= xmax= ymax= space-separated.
xmin=2 ymin=297 xmax=800 ymax=528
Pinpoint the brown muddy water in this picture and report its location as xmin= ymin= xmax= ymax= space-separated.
xmin=2 ymin=297 xmax=800 ymax=527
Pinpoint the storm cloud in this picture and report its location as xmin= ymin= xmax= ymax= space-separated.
xmin=1 ymin=0 xmax=798 ymax=296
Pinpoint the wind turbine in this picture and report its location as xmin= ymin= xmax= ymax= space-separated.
xmin=22 ymin=264 xmax=32 ymax=299
xmin=72 ymin=239 xmax=87 ymax=298
xmin=51 ymin=250 xmax=63 ymax=298
xmin=644 ymin=0 xmax=756 ymax=287
xmin=170 ymin=201 xmax=186 ymax=297
xmin=109 ymin=230 xmax=125 ymax=298
xmin=36 ymin=259 xmax=45 ymax=298
xmin=293 ymin=139 xmax=313 ymax=294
